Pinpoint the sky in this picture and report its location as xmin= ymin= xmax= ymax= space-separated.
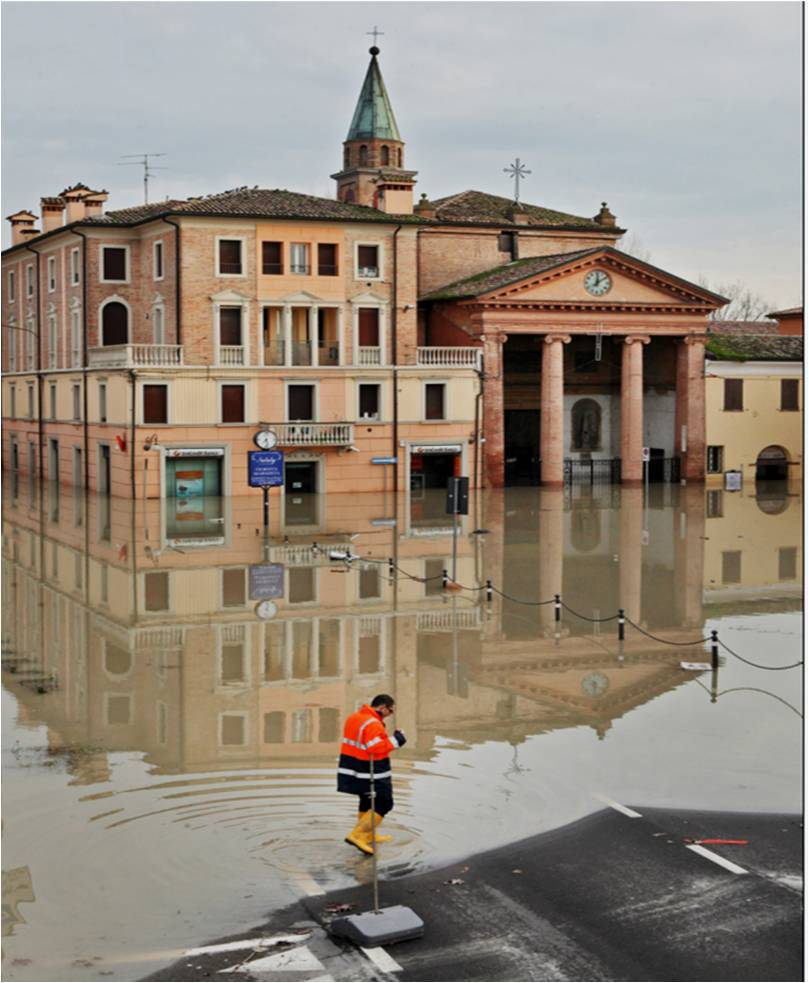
xmin=2 ymin=1 xmax=802 ymax=307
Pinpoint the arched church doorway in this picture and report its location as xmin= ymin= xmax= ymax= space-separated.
xmin=755 ymin=445 xmax=789 ymax=482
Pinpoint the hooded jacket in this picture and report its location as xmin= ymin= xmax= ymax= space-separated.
xmin=336 ymin=703 xmax=405 ymax=795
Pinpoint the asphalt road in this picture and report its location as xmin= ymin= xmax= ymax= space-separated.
xmin=145 ymin=807 xmax=803 ymax=982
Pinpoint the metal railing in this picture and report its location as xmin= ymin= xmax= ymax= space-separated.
xmin=416 ymin=608 xmax=483 ymax=632
xmin=271 ymin=422 xmax=355 ymax=446
xmin=564 ymin=458 xmax=622 ymax=485
xmin=88 ymin=344 xmax=184 ymax=368
xmin=416 ymin=346 xmax=482 ymax=369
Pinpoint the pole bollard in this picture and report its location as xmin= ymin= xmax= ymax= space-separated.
xmin=442 ymin=568 xmax=449 ymax=589
xmin=554 ymin=594 xmax=561 ymax=624
xmin=486 ymin=579 xmax=493 ymax=603
xmin=618 ymin=608 xmax=625 ymax=642
xmin=388 ymin=556 xmax=395 ymax=577
xmin=711 ymin=629 xmax=719 ymax=670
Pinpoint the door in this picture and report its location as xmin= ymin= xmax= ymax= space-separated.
xmin=285 ymin=462 xmax=318 ymax=526
xmin=98 ymin=444 xmax=111 ymax=495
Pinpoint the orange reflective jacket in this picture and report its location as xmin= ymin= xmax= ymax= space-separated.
xmin=337 ymin=704 xmax=403 ymax=794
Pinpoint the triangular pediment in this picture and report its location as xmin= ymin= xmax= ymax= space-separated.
xmin=482 ymin=249 xmax=725 ymax=309
xmin=349 ymin=289 xmax=388 ymax=305
xmin=210 ymin=288 xmax=251 ymax=303
xmin=282 ymin=289 xmax=324 ymax=304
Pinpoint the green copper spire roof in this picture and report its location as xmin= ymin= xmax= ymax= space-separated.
xmin=346 ymin=47 xmax=402 ymax=142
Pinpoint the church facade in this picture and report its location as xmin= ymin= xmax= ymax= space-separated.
xmin=1 ymin=46 xmax=726 ymax=503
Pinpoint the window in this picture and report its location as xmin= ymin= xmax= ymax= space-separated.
xmin=424 ymin=557 xmax=445 ymax=596
xmin=70 ymin=247 xmax=80 ymax=285
xmin=780 ymin=379 xmax=799 ymax=411
xmin=290 ymin=242 xmax=310 ymax=275
xmin=359 ymin=145 xmax=368 ymax=165
xmin=723 ymin=378 xmax=743 ymax=411
xmin=8 ymin=270 xmax=15 ymax=302
xmin=288 ymin=567 xmax=315 ymax=603
xmin=357 ymin=244 xmax=379 ymax=278
xmin=101 ymin=246 xmax=128 ymax=282
xmin=497 ymin=231 xmax=518 ymax=259
xmin=721 ymin=551 xmax=742 ymax=585
xmin=27 ymin=384 xmax=35 ymax=419
xmin=221 ymin=384 xmax=245 ymax=423
xmin=262 ymin=241 xmax=283 ymax=275
xmin=318 ymin=243 xmax=338 ymax=276
xmin=778 ymin=547 xmax=797 ymax=581
xmin=359 ymin=383 xmax=381 ymax=420
xmin=25 ymin=264 xmax=33 ymax=298
xmin=358 ymin=308 xmax=380 ymax=347
xmin=101 ymin=302 xmax=128 ymax=346
xmin=287 ymin=384 xmax=314 ymax=421
xmin=71 ymin=309 xmax=82 ymax=366
xmin=220 ymin=644 xmax=245 ymax=684
xmin=359 ymin=565 xmax=381 ymax=599
xmin=425 ymin=383 xmax=446 ymax=420
xmin=49 ymin=384 xmax=57 ymax=419
xmin=9 ymin=385 xmax=16 ymax=418
xmin=291 ymin=709 xmax=313 ymax=743
xmin=219 ymin=307 xmax=242 ymax=346
xmin=48 ymin=314 xmax=57 ymax=369
xmin=153 ymin=241 xmax=164 ymax=280
xmin=143 ymin=384 xmax=168 ymax=424
xmin=220 ymin=714 xmax=246 ymax=746
xmin=706 ymin=489 xmax=723 ymax=518
xmin=319 ymin=707 xmax=339 ymax=743
xmin=98 ymin=382 xmax=107 ymax=423
xmin=47 ymin=256 xmax=56 ymax=292
xmin=380 ymin=145 xmax=390 ymax=165
xmin=217 ymin=239 xmax=243 ymax=275
xmin=153 ymin=306 xmax=165 ymax=345
xmin=144 ymin=571 xmax=170 ymax=611
xmin=72 ymin=384 xmax=81 ymax=421
xmin=7 ymin=322 xmax=16 ymax=371
xmin=222 ymin=568 xmax=246 ymax=607
xmin=706 ymin=446 xmax=724 ymax=474
xmin=264 ymin=711 xmax=285 ymax=743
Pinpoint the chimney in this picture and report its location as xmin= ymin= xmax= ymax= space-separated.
xmin=40 ymin=197 xmax=65 ymax=233
xmin=6 ymin=210 xmax=37 ymax=246
xmin=414 ymin=193 xmax=436 ymax=220
xmin=61 ymin=183 xmax=92 ymax=223
xmin=19 ymin=227 xmax=42 ymax=243
xmin=594 ymin=201 xmax=616 ymax=227
xmin=83 ymin=190 xmax=109 ymax=219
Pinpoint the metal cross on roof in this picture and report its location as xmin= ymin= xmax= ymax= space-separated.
xmin=503 ymin=157 xmax=531 ymax=205
xmin=367 ymin=26 xmax=384 ymax=45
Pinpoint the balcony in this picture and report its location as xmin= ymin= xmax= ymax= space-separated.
xmin=416 ymin=346 xmax=482 ymax=369
xmin=219 ymin=345 xmax=245 ymax=366
xmin=270 ymin=422 xmax=355 ymax=446
xmin=358 ymin=346 xmax=382 ymax=366
xmin=88 ymin=344 xmax=183 ymax=368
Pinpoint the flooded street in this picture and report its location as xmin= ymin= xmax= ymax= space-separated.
xmin=1 ymin=480 xmax=802 ymax=981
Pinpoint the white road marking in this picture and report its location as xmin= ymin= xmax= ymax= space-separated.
xmin=362 ymin=946 xmax=403 ymax=974
xmin=221 ymin=946 xmax=326 ymax=974
xmin=686 ymin=843 xmax=748 ymax=875
xmin=185 ymin=933 xmax=310 ymax=956
xmin=591 ymin=793 xmax=642 ymax=818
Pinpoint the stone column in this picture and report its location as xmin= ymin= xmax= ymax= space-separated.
xmin=540 ymin=334 xmax=570 ymax=486
xmin=675 ymin=336 xmax=707 ymax=481
xmin=672 ymin=483 xmax=705 ymax=628
xmin=308 ymin=306 xmax=318 ymax=367
xmin=282 ymin=305 xmax=292 ymax=366
xmin=538 ymin=486 xmax=565 ymax=632
xmin=620 ymin=336 xmax=650 ymax=483
xmin=482 ymin=332 xmax=507 ymax=488
xmin=619 ymin=485 xmax=644 ymax=625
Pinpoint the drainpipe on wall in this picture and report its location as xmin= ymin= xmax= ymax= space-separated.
xmin=391 ymin=224 xmax=402 ymax=496
xmin=72 ymin=229 xmax=90 ymax=491
xmin=129 ymin=369 xmax=137 ymax=500
xmin=161 ymin=216 xmax=182 ymax=346
xmin=22 ymin=243 xmax=43 ymax=483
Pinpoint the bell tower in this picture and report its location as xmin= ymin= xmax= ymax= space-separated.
xmin=332 ymin=46 xmax=417 ymax=214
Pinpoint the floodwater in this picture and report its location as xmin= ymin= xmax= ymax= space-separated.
xmin=1 ymin=478 xmax=802 ymax=981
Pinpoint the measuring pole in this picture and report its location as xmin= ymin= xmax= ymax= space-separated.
xmin=369 ymin=754 xmax=380 ymax=913
xmin=451 ymin=508 xmax=458 ymax=584
xmin=262 ymin=485 xmax=270 ymax=561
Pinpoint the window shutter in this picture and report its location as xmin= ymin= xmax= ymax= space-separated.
xmin=102 ymin=302 xmax=128 ymax=345
xmin=219 ymin=240 xmax=242 ymax=274
xmin=219 ymin=307 xmax=242 ymax=346
xmin=103 ymin=248 xmax=126 ymax=281
xmin=222 ymin=568 xmax=246 ymax=606
xmin=144 ymin=571 xmax=170 ymax=611
xmin=425 ymin=383 xmax=445 ymax=420
xmin=357 ymin=245 xmax=378 ymax=274
xmin=221 ymin=385 xmax=245 ymax=423
xmin=288 ymin=385 xmax=314 ymax=421
xmin=781 ymin=379 xmax=799 ymax=411
xmin=318 ymin=243 xmax=337 ymax=276
xmin=723 ymin=378 xmax=743 ymax=411
xmin=262 ymin=241 xmax=283 ymax=275
xmin=143 ymin=385 xmax=168 ymax=424
xmin=358 ymin=308 xmax=379 ymax=345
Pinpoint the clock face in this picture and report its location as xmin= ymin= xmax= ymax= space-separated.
xmin=582 ymin=671 xmax=609 ymax=697
xmin=255 ymin=429 xmax=278 ymax=450
xmin=255 ymin=600 xmax=278 ymax=621
xmin=584 ymin=270 xmax=612 ymax=296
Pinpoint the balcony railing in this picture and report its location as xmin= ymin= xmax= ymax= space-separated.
xmin=416 ymin=346 xmax=482 ymax=369
xmin=88 ymin=344 xmax=184 ymax=368
xmin=358 ymin=346 xmax=382 ymax=366
xmin=220 ymin=345 xmax=245 ymax=366
xmin=270 ymin=422 xmax=355 ymax=446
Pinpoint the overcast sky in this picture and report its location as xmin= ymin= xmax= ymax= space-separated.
xmin=2 ymin=1 xmax=801 ymax=307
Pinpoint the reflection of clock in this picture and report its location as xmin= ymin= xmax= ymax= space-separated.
xmin=582 ymin=671 xmax=609 ymax=697
xmin=254 ymin=429 xmax=278 ymax=450
xmin=584 ymin=270 xmax=612 ymax=296
xmin=255 ymin=600 xmax=278 ymax=620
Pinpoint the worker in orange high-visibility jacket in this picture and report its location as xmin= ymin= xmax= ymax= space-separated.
xmin=338 ymin=694 xmax=406 ymax=855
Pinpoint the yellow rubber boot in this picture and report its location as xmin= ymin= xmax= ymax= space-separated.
xmin=359 ymin=810 xmax=392 ymax=843
xmin=345 ymin=814 xmax=374 ymax=855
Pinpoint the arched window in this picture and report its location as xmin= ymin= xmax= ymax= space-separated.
xmin=359 ymin=145 xmax=368 ymax=166
xmin=343 ymin=146 xmax=350 ymax=168
xmin=343 ymin=187 xmax=356 ymax=204
xmin=571 ymin=398 xmax=601 ymax=451
xmin=397 ymin=148 xmax=402 ymax=167
xmin=755 ymin=445 xmax=789 ymax=482
xmin=380 ymin=145 xmax=390 ymax=166
xmin=101 ymin=301 xmax=128 ymax=346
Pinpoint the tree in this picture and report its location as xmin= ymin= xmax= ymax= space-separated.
xmin=618 ymin=233 xmax=653 ymax=264
xmin=699 ymin=277 xmax=775 ymax=322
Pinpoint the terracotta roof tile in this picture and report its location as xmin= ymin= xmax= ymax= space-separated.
xmin=706 ymin=333 xmax=803 ymax=362
xmin=430 ymin=190 xmax=615 ymax=230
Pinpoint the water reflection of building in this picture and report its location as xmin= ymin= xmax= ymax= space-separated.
xmin=2 ymin=480 xmax=801 ymax=777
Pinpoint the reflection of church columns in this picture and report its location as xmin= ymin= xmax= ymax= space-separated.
xmin=675 ymin=336 xmax=707 ymax=481
xmin=538 ymin=486 xmax=565 ymax=631
xmin=619 ymin=486 xmax=644 ymax=625
xmin=673 ymin=484 xmax=706 ymax=627
xmin=620 ymin=336 xmax=650 ymax=483
xmin=482 ymin=333 xmax=507 ymax=488
xmin=540 ymin=333 xmax=570 ymax=486
xmin=481 ymin=487 xmax=505 ymax=638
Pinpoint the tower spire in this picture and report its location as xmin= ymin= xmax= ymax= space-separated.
xmin=331 ymin=45 xmax=417 ymax=213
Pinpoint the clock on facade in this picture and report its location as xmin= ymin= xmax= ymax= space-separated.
xmin=254 ymin=429 xmax=278 ymax=450
xmin=584 ymin=270 xmax=612 ymax=296
xmin=581 ymin=671 xmax=609 ymax=697
xmin=255 ymin=600 xmax=278 ymax=621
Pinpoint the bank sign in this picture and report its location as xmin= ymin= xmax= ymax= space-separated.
xmin=247 ymin=450 xmax=285 ymax=488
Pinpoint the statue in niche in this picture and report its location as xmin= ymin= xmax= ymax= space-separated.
xmin=572 ymin=399 xmax=601 ymax=451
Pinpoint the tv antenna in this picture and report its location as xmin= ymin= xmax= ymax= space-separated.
xmin=118 ymin=153 xmax=168 ymax=204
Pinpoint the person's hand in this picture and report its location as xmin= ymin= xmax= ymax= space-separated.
xmin=394 ymin=729 xmax=407 ymax=747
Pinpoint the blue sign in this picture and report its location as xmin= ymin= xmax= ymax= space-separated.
xmin=249 ymin=564 xmax=285 ymax=600
xmin=248 ymin=450 xmax=284 ymax=488
xmin=371 ymin=456 xmax=397 ymax=465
